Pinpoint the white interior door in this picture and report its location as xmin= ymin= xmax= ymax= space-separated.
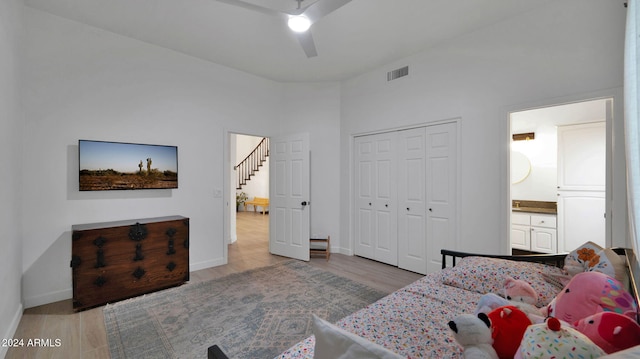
xmin=557 ymin=122 xmax=606 ymax=191
xmin=354 ymin=135 xmax=376 ymax=259
xmin=398 ymin=127 xmax=427 ymax=273
xmin=354 ymin=132 xmax=398 ymax=265
xmin=557 ymin=191 xmax=605 ymax=251
xmin=355 ymin=123 xmax=457 ymax=273
xmin=557 ymin=121 xmax=606 ymax=250
xmin=373 ymin=134 xmax=398 ymax=265
xmin=426 ymin=122 xmax=458 ymax=274
xmin=269 ymin=133 xmax=310 ymax=261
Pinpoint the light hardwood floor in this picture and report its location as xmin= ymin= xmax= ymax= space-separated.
xmin=6 ymin=211 xmax=423 ymax=359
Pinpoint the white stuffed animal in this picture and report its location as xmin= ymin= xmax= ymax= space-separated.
xmin=448 ymin=313 xmax=499 ymax=359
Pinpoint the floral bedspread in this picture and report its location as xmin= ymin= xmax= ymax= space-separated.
xmin=274 ymin=273 xmax=483 ymax=359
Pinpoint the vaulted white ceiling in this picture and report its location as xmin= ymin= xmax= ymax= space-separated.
xmin=24 ymin=0 xmax=553 ymax=82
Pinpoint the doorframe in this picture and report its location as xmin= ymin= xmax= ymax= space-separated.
xmin=223 ymin=129 xmax=271 ymax=265
xmin=502 ymin=87 xmax=626 ymax=253
xmin=348 ymin=118 xmax=462 ymax=259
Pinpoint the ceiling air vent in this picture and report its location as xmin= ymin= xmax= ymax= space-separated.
xmin=387 ymin=66 xmax=409 ymax=81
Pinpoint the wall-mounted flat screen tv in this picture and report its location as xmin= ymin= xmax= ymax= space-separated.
xmin=79 ymin=140 xmax=178 ymax=191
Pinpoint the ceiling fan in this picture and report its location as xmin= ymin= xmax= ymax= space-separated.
xmin=216 ymin=0 xmax=352 ymax=58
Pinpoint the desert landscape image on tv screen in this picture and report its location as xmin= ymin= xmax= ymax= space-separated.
xmin=79 ymin=140 xmax=178 ymax=191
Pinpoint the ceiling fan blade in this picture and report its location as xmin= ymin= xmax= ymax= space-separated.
xmin=302 ymin=0 xmax=352 ymax=24
xmin=216 ymin=0 xmax=284 ymax=18
xmin=295 ymin=31 xmax=318 ymax=58
xmin=284 ymin=1 xmax=313 ymax=16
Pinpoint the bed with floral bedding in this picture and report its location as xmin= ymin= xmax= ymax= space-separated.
xmin=208 ymin=247 xmax=639 ymax=359
xmin=273 ymin=250 xmax=576 ymax=359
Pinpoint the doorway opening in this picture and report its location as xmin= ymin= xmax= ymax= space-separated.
xmin=508 ymin=98 xmax=611 ymax=255
xmin=229 ymin=133 xmax=270 ymax=258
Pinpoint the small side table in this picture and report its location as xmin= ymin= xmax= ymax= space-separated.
xmin=310 ymin=236 xmax=330 ymax=261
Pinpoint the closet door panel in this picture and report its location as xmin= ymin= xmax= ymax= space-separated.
xmin=354 ymin=123 xmax=457 ymax=273
xmin=398 ymin=128 xmax=427 ymax=273
xmin=354 ymin=133 xmax=397 ymax=265
xmin=426 ymin=123 xmax=457 ymax=274
xmin=354 ymin=138 xmax=375 ymax=258
xmin=372 ymin=134 xmax=398 ymax=265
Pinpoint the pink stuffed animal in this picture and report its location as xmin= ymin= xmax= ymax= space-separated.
xmin=546 ymin=271 xmax=637 ymax=323
xmin=475 ymin=277 xmax=543 ymax=320
xmin=503 ymin=276 xmax=537 ymax=305
xmin=573 ymin=312 xmax=640 ymax=354
xmin=502 ymin=277 xmax=543 ymax=321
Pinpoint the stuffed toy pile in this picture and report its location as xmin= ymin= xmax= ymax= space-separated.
xmin=451 ymin=242 xmax=640 ymax=358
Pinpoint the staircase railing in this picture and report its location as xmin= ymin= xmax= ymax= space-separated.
xmin=235 ymin=137 xmax=269 ymax=190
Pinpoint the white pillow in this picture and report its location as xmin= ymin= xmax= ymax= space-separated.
xmin=312 ymin=315 xmax=404 ymax=359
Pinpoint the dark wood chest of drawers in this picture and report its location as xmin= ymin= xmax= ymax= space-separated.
xmin=71 ymin=216 xmax=189 ymax=311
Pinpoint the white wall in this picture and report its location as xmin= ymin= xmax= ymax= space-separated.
xmin=0 ymin=0 xmax=24 ymax=353
xmin=279 ymin=82 xmax=342 ymax=245
xmin=511 ymin=130 xmax=558 ymax=202
xmin=340 ymin=0 xmax=626 ymax=254
xmin=21 ymin=8 xmax=284 ymax=308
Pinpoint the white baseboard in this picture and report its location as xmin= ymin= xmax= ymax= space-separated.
xmin=229 ymin=233 xmax=237 ymax=244
xmin=1 ymin=302 xmax=23 ymax=359
xmin=190 ymin=257 xmax=225 ymax=272
xmin=23 ymin=288 xmax=72 ymax=309
xmin=333 ymin=246 xmax=353 ymax=256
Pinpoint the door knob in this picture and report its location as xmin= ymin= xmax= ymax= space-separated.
xmin=301 ymin=201 xmax=307 ymax=206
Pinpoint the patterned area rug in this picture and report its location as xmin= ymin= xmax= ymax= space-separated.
xmin=103 ymin=260 xmax=387 ymax=359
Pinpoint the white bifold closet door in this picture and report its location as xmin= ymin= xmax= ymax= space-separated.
xmin=354 ymin=122 xmax=457 ymax=274
xmin=397 ymin=127 xmax=427 ymax=273
xmin=354 ymin=132 xmax=398 ymax=265
xmin=424 ymin=123 xmax=458 ymax=274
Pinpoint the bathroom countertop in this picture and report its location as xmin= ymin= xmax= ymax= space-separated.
xmin=511 ymin=200 xmax=557 ymax=214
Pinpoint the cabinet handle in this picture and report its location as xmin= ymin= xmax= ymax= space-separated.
xmin=406 ymin=207 xmax=410 ymax=211
xmin=385 ymin=204 xmax=388 ymax=208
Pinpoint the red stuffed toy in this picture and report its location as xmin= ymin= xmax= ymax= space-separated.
xmin=487 ymin=305 xmax=531 ymax=359
xmin=573 ymin=312 xmax=640 ymax=354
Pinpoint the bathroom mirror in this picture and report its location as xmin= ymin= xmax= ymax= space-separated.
xmin=511 ymin=151 xmax=531 ymax=184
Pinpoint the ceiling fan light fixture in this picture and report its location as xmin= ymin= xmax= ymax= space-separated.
xmin=288 ymin=15 xmax=311 ymax=32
